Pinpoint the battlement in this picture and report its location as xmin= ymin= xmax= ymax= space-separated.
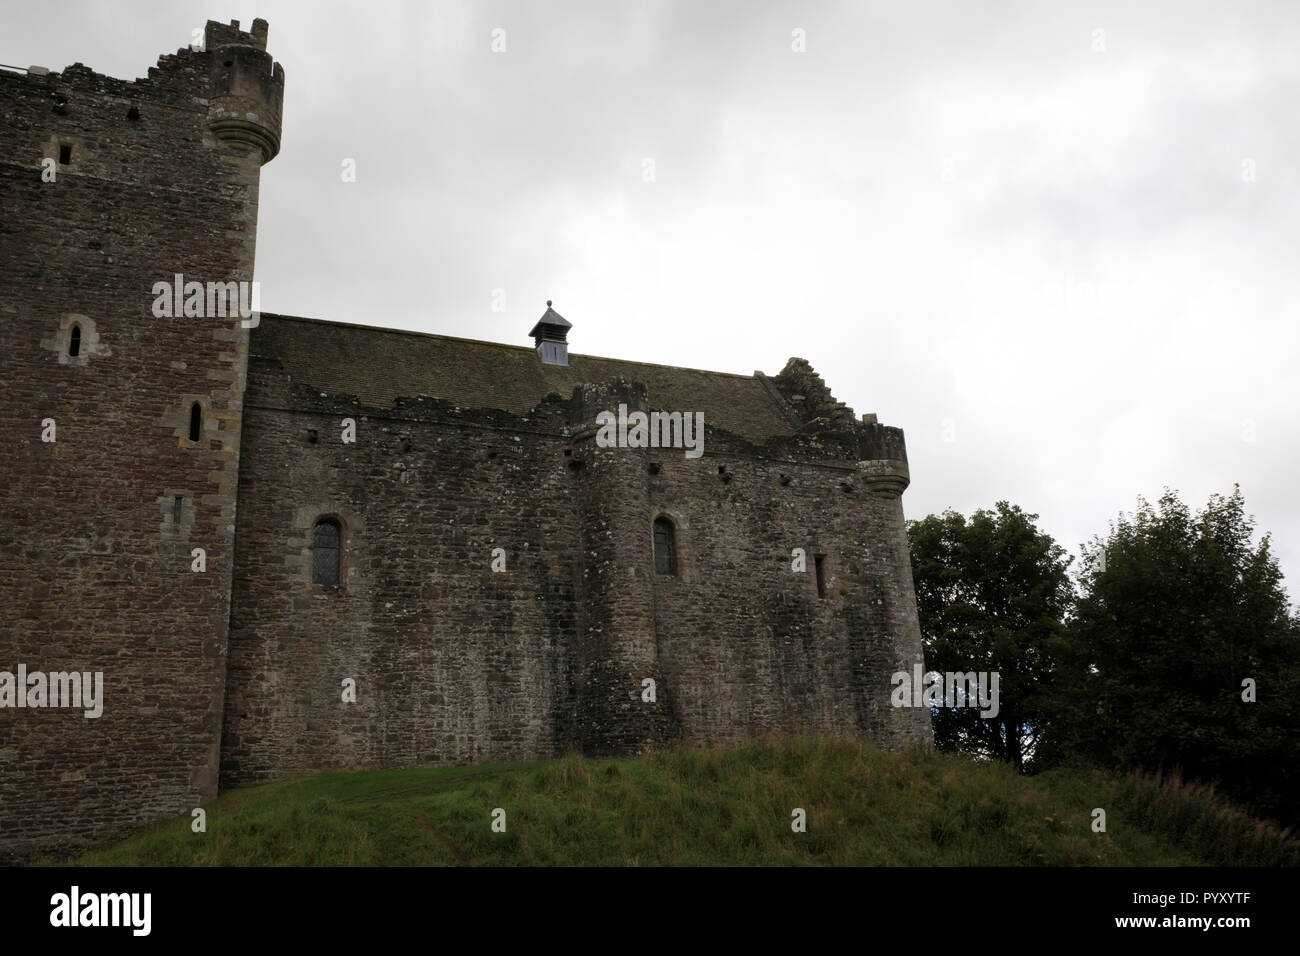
xmin=0 ymin=19 xmax=283 ymax=165
xmin=0 ymin=17 xmax=285 ymax=857
xmin=204 ymin=19 xmax=284 ymax=164
xmin=205 ymin=17 xmax=270 ymax=52
xmin=0 ymin=19 xmax=931 ymax=858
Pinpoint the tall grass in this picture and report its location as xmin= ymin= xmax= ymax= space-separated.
xmin=57 ymin=738 xmax=1297 ymax=867
xmin=1117 ymin=767 xmax=1296 ymax=867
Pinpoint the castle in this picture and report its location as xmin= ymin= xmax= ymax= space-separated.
xmin=0 ymin=20 xmax=931 ymax=858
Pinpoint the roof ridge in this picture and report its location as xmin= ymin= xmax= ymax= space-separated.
xmin=256 ymin=311 xmax=765 ymax=381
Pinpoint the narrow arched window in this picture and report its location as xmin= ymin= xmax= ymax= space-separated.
xmin=313 ymin=518 xmax=341 ymax=586
xmin=68 ymin=324 xmax=81 ymax=357
xmin=653 ymin=516 xmax=677 ymax=576
xmin=188 ymin=402 xmax=202 ymax=442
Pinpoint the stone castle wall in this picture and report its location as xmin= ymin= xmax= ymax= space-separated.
xmin=0 ymin=19 xmax=280 ymax=857
xmin=220 ymin=358 xmax=932 ymax=784
xmin=0 ymin=20 xmax=930 ymax=858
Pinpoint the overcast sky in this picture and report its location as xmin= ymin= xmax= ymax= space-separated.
xmin=9 ymin=0 xmax=1299 ymax=601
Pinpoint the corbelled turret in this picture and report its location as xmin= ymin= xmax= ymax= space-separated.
xmin=204 ymin=18 xmax=284 ymax=164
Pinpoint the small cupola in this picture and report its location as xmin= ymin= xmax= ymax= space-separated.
xmin=529 ymin=300 xmax=571 ymax=366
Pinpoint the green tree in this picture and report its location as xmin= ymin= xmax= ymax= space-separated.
xmin=907 ymin=502 xmax=1073 ymax=771
xmin=1053 ymin=486 xmax=1300 ymax=825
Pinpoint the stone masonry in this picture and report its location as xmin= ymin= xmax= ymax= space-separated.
xmin=0 ymin=20 xmax=931 ymax=858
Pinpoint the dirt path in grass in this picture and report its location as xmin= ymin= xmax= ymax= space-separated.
xmin=413 ymin=812 xmax=472 ymax=866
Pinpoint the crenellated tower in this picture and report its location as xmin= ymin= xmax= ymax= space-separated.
xmin=204 ymin=18 xmax=284 ymax=164
xmin=0 ymin=19 xmax=284 ymax=859
xmin=0 ymin=19 xmax=932 ymax=861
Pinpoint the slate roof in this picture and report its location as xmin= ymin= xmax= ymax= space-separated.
xmin=527 ymin=303 xmax=572 ymax=339
xmin=250 ymin=313 xmax=798 ymax=442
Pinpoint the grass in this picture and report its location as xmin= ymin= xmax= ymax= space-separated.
xmin=57 ymin=738 xmax=1298 ymax=866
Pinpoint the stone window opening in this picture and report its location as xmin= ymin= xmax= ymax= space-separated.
xmin=58 ymin=144 xmax=71 ymax=164
xmin=188 ymin=402 xmax=202 ymax=443
xmin=48 ymin=313 xmax=96 ymax=366
xmin=653 ymin=516 xmax=678 ymax=576
xmin=313 ymin=518 xmax=342 ymax=586
xmin=815 ymin=554 xmax=827 ymax=598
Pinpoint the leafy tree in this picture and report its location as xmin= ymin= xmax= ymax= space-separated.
xmin=1052 ymin=486 xmax=1300 ymax=825
xmin=907 ymin=502 xmax=1073 ymax=771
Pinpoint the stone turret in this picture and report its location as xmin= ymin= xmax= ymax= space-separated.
xmin=567 ymin=380 xmax=680 ymax=754
xmin=0 ymin=17 xmax=285 ymax=859
xmin=204 ymin=19 xmax=284 ymax=164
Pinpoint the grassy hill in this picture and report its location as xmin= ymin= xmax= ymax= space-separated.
xmin=62 ymin=738 xmax=1297 ymax=866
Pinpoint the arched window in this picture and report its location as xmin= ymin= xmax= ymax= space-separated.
xmin=653 ymin=516 xmax=677 ymax=576
xmin=313 ymin=518 xmax=341 ymax=586
xmin=68 ymin=324 xmax=81 ymax=358
xmin=189 ymin=402 xmax=202 ymax=442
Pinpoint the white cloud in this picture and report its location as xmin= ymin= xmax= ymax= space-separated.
xmin=8 ymin=0 xmax=1297 ymax=597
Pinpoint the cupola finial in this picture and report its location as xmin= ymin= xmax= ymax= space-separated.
xmin=528 ymin=301 xmax=571 ymax=366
